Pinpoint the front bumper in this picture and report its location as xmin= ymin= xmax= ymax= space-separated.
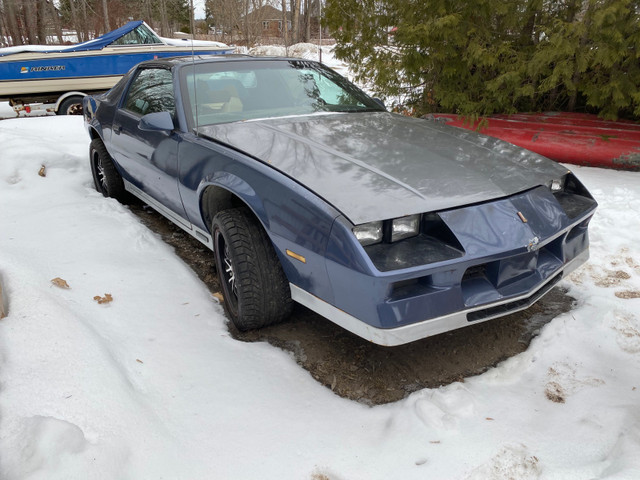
xmin=291 ymin=249 xmax=586 ymax=346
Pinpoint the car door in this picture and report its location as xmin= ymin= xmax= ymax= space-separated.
xmin=110 ymin=67 xmax=190 ymax=227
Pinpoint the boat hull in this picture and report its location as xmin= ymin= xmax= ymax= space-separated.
xmin=0 ymin=45 xmax=234 ymax=98
xmin=432 ymin=112 xmax=640 ymax=171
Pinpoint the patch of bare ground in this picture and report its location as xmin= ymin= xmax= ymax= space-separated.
xmin=615 ymin=290 xmax=640 ymax=299
xmin=595 ymin=269 xmax=631 ymax=287
xmin=131 ymin=204 xmax=576 ymax=405
xmin=545 ymin=382 xmax=566 ymax=403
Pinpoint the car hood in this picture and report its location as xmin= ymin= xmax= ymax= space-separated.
xmin=198 ymin=112 xmax=569 ymax=225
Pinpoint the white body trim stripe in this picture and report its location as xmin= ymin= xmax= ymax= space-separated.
xmin=124 ymin=179 xmax=213 ymax=250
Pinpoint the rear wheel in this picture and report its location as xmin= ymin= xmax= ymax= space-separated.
xmin=89 ymin=138 xmax=126 ymax=201
xmin=212 ymin=208 xmax=293 ymax=331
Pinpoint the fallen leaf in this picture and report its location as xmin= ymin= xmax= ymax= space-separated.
xmin=93 ymin=293 xmax=113 ymax=304
xmin=38 ymin=165 xmax=46 ymax=177
xmin=212 ymin=292 xmax=224 ymax=302
xmin=486 ymin=417 xmax=494 ymax=421
xmin=51 ymin=277 xmax=70 ymax=289
xmin=136 ymin=359 xmax=144 ymax=364
xmin=429 ymin=440 xmax=441 ymax=444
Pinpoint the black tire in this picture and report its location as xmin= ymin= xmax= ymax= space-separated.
xmin=89 ymin=138 xmax=126 ymax=201
xmin=57 ymin=96 xmax=83 ymax=115
xmin=212 ymin=208 xmax=293 ymax=331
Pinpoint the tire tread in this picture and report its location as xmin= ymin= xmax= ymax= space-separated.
xmin=213 ymin=208 xmax=293 ymax=331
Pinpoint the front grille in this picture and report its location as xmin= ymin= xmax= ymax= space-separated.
xmin=466 ymin=272 xmax=562 ymax=322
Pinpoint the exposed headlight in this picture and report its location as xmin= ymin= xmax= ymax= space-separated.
xmin=353 ymin=221 xmax=383 ymax=246
xmin=391 ymin=214 xmax=420 ymax=242
xmin=548 ymin=174 xmax=567 ymax=192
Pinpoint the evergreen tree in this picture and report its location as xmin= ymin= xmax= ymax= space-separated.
xmin=324 ymin=0 xmax=640 ymax=119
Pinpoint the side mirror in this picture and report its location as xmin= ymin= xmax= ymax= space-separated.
xmin=139 ymin=111 xmax=174 ymax=132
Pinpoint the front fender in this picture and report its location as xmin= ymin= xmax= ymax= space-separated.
xmin=178 ymin=135 xmax=341 ymax=304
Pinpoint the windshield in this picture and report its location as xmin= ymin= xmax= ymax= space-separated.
xmin=180 ymin=59 xmax=385 ymax=127
xmin=111 ymin=24 xmax=163 ymax=46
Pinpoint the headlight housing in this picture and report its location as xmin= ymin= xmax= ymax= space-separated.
xmin=353 ymin=215 xmax=421 ymax=246
xmin=551 ymin=172 xmax=597 ymax=219
xmin=391 ymin=214 xmax=421 ymax=242
xmin=352 ymin=221 xmax=383 ymax=246
xmin=547 ymin=174 xmax=567 ymax=193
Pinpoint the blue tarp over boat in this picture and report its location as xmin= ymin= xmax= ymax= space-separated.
xmin=0 ymin=21 xmax=147 ymax=57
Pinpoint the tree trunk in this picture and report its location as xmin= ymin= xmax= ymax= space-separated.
xmin=159 ymin=0 xmax=169 ymax=36
xmin=24 ymin=0 xmax=38 ymax=44
xmin=102 ymin=0 xmax=110 ymax=34
xmin=281 ymin=0 xmax=289 ymax=48
xmin=5 ymin=0 xmax=24 ymax=45
xmin=68 ymin=0 xmax=81 ymax=42
xmin=567 ymin=0 xmax=590 ymax=112
xmin=291 ymin=0 xmax=301 ymax=43
xmin=0 ymin=9 xmax=5 ymax=47
xmin=303 ymin=0 xmax=310 ymax=42
xmin=37 ymin=0 xmax=49 ymax=43
xmin=49 ymin=0 xmax=64 ymax=44
xmin=243 ymin=0 xmax=249 ymax=45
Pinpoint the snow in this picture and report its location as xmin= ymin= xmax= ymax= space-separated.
xmin=1 ymin=115 xmax=639 ymax=479
xmin=159 ymin=36 xmax=229 ymax=48
xmin=248 ymin=42 xmax=353 ymax=80
xmin=0 ymin=102 xmax=17 ymax=119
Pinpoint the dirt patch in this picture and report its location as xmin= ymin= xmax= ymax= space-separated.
xmin=131 ymin=204 xmax=576 ymax=405
xmin=544 ymin=382 xmax=566 ymax=404
xmin=595 ymin=269 xmax=631 ymax=287
xmin=615 ymin=290 xmax=640 ymax=299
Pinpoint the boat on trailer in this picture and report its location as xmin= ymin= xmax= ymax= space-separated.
xmin=0 ymin=21 xmax=235 ymax=114
xmin=430 ymin=112 xmax=640 ymax=171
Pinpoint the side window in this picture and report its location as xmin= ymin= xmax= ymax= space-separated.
xmin=123 ymin=68 xmax=175 ymax=116
xmin=314 ymin=72 xmax=348 ymax=104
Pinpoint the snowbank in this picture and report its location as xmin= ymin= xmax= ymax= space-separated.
xmin=248 ymin=42 xmax=352 ymax=80
xmin=0 ymin=116 xmax=639 ymax=479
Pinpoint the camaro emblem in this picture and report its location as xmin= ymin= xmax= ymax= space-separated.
xmin=527 ymin=236 xmax=540 ymax=252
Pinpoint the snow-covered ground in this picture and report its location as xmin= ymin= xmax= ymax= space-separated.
xmin=1 ymin=114 xmax=639 ymax=479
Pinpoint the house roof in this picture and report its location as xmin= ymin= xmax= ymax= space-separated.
xmin=244 ymin=5 xmax=291 ymax=22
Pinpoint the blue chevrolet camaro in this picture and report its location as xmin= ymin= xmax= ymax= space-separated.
xmin=83 ymin=55 xmax=597 ymax=346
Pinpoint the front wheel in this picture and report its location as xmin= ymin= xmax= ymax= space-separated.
xmin=212 ymin=208 xmax=293 ymax=331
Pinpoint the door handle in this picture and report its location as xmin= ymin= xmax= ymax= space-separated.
xmin=113 ymin=124 xmax=122 ymax=135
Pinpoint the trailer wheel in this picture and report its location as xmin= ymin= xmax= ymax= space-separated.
xmin=58 ymin=96 xmax=83 ymax=115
